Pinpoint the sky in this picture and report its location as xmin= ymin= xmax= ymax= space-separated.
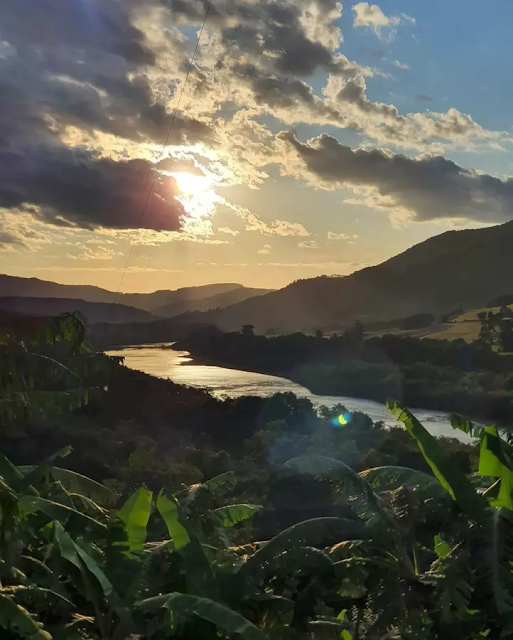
xmin=1 ymin=0 xmax=513 ymax=292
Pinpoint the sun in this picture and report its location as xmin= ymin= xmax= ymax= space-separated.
xmin=173 ymin=172 xmax=210 ymax=196
xmin=169 ymin=171 xmax=220 ymax=220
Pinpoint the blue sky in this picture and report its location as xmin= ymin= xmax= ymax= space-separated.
xmin=1 ymin=0 xmax=513 ymax=291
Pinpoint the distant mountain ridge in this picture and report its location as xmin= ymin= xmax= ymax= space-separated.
xmin=0 ymin=276 xmax=272 ymax=316
xmin=0 ymin=297 xmax=156 ymax=325
xmin=154 ymin=287 xmax=271 ymax=317
xmin=168 ymin=221 xmax=513 ymax=333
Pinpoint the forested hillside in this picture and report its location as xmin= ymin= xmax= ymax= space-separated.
xmin=175 ymin=220 xmax=513 ymax=333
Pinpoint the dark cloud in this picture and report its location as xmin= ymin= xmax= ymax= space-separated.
xmin=164 ymin=0 xmax=363 ymax=78
xmin=331 ymin=76 xmax=400 ymax=118
xmin=417 ymin=94 xmax=434 ymax=102
xmin=234 ymin=63 xmax=319 ymax=109
xmin=278 ymin=132 xmax=513 ymax=223
xmin=0 ymin=0 xmax=214 ymax=151
xmin=222 ymin=21 xmax=354 ymax=77
xmin=231 ymin=63 xmax=350 ymax=127
xmin=0 ymin=46 xmax=211 ymax=149
xmin=0 ymin=231 xmax=24 ymax=249
xmin=0 ymin=146 xmax=186 ymax=231
xmin=0 ymin=0 xmax=155 ymax=65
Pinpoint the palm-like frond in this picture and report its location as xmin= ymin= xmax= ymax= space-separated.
xmin=239 ymin=517 xmax=369 ymax=582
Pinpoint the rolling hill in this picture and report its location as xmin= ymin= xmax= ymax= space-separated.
xmin=0 ymin=275 xmax=271 ymax=314
xmin=169 ymin=220 xmax=513 ymax=333
xmin=0 ymin=297 xmax=157 ymax=325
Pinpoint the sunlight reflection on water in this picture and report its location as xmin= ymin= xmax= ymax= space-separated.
xmin=106 ymin=343 xmax=473 ymax=443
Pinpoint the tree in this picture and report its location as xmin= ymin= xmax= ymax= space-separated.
xmin=315 ymin=329 xmax=324 ymax=339
xmin=344 ymin=320 xmax=365 ymax=346
xmin=478 ymin=311 xmax=499 ymax=346
xmin=499 ymin=318 xmax=513 ymax=352
xmin=241 ymin=324 xmax=255 ymax=337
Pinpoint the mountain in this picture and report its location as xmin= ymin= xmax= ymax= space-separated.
xmin=154 ymin=287 xmax=271 ymax=317
xmin=0 ymin=275 xmax=117 ymax=304
xmin=121 ymin=284 xmax=249 ymax=312
xmin=0 ymin=297 xmax=157 ymax=324
xmin=0 ymin=276 xmax=269 ymax=313
xmin=170 ymin=221 xmax=513 ymax=333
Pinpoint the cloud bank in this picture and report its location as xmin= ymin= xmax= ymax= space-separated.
xmin=278 ymin=131 xmax=513 ymax=223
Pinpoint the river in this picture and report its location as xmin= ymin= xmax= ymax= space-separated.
xmin=106 ymin=343 xmax=474 ymax=443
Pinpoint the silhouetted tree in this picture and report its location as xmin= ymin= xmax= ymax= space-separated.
xmin=478 ymin=311 xmax=498 ymax=346
xmin=344 ymin=320 xmax=365 ymax=347
xmin=315 ymin=329 xmax=324 ymax=339
xmin=499 ymin=318 xmax=513 ymax=353
xmin=241 ymin=324 xmax=255 ymax=337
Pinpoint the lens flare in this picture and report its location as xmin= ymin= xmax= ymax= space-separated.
xmin=331 ymin=412 xmax=353 ymax=426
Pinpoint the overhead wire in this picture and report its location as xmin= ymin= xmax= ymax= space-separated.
xmin=113 ymin=0 xmax=214 ymax=303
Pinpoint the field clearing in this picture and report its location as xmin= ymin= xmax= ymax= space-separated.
xmin=425 ymin=321 xmax=481 ymax=343
xmin=456 ymin=305 xmax=513 ymax=322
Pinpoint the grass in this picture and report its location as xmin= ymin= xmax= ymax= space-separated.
xmin=456 ymin=305 xmax=513 ymax=322
xmin=369 ymin=305 xmax=513 ymax=344
xmin=425 ymin=322 xmax=481 ymax=343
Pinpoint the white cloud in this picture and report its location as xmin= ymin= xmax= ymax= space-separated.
xmin=298 ymin=240 xmax=319 ymax=249
xmin=261 ymin=261 xmax=363 ymax=272
xmin=66 ymin=245 xmax=121 ymax=261
xmin=327 ymin=232 xmax=359 ymax=241
xmin=393 ymin=60 xmax=410 ymax=70
xmin=224 ymin=201 xmax=312 ymax=236
xmin=34 ymin=266 xmax=184 ymax=273
xmin=218 ymin=227 xmax=239 ymax=236
xmin=257 ymin=244 xmax=272 ymax=255
xmin=353 ymin=3 xmax=414 ymax=40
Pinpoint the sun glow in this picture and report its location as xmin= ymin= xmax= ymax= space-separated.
xmin=166 ymin=170 xmax=221 ymax=220
xmin=173 ymin=172 xmax=211 ymax=196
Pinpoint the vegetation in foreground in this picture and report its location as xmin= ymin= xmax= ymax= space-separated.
xmin=3 ymin=315 xmax=513 ymax=638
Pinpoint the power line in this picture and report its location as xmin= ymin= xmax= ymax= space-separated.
xmin=114 ymin=0 xmax=214 ymax=303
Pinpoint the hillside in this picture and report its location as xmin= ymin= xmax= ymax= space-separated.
xmin=0 ymin=275 xmax=265 ymax=313
xmin=121 ymin=283 xmax=249 ymax=312
xmin=154 ymin=286 xmax=271 ymax=317
xmin=170 ymin=221 xmax=513 ymax=333
xmin=0 ymin=297 xmax=157 ymax=325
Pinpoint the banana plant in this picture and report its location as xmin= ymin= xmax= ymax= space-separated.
xmin=388 ymin=400 xmax=513 ymax=638
xmin=0 ymin=313 xmax=118 ymax=426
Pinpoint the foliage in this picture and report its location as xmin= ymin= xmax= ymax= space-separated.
xmin=5 ymin=315 xmax=513 ymax=639
xmin=0 ymin=313 xmax=117 ymax=427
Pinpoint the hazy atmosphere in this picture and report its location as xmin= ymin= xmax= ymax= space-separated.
xmin=2 ymin=0 xmax=513 ymax=291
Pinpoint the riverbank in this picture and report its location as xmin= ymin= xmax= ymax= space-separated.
xmin=171 ymin=330 xmax=513 ymax=428
xmin=106 ymin=344 xmax=476 ymax=442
